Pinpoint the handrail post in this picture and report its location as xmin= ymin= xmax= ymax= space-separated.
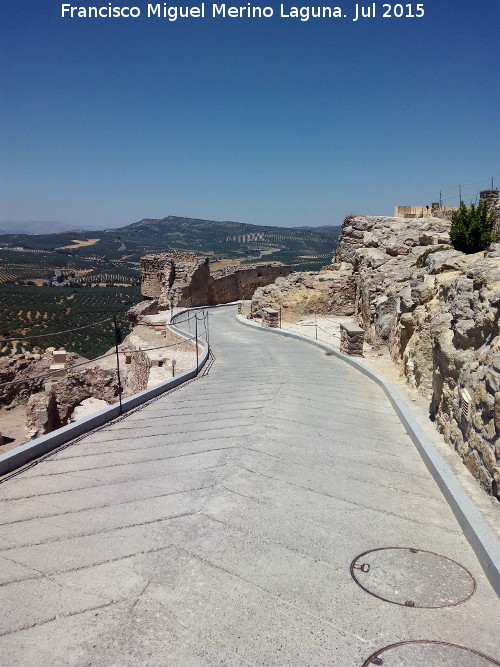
xmin=113 ymin=315 xmax=123 ymax=415
xmin=195 ymin=314 xmax=199 ymax=376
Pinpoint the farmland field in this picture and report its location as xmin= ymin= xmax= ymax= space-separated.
xmin=0 ymin=284 xmax=141 ymax=359
xmin=0 ymin=216 xmax=340 ymax=269
xmin=0 ymin=249 xmax=140 ymax=286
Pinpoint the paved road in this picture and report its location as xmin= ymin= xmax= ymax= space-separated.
xmin=1 ymin=306 xmax=499 ymax=666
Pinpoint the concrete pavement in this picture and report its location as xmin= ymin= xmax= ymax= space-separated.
xmin=0 ymin=306 xmax=499 ymax=666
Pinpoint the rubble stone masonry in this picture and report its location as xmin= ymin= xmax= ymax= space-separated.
xmin=140 ymin=254 xmax=291 ymax=309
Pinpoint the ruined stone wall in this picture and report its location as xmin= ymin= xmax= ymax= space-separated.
xmin=140 ymin=254 xmax=291 ymax=309
xmin=0 ymin=351 xmax=83 ymax=409
xmin=167 ymin=258 xmax=211 ymax=309
xmin=125 ymin=338 xmax=152 ymax=395
xmin=141 ymin=255 xmax=167 ymax=299
xmin=235 ymin=264 xmax=292 ymax=299
xmin=26 ymin=392 xmax=61 ymax=440
xmin=25 ymin=366 xmax=119 ymax=439
xmin=480 ymin=189 xmax=500 ymax=235
xmin=211 ymin=264 xmax=292 ymax=304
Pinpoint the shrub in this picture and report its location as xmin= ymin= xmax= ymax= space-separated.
xmin=449 ymin=201 xmax=498 ymax=254
xmin=415 ymin=245 xmax=450 ymax=269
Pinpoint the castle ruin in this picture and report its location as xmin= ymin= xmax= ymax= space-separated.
xmin=140 ymin=253 xmax=291 ymax=309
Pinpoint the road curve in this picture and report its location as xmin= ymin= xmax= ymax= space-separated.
xmin=1 ymin=306 xmax=499 ymax=666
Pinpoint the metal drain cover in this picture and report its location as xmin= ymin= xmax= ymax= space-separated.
xmin=362 ymin=641 xmax=500 ymax=666
xmin=350 ymin=547 xmax=475 ymax=608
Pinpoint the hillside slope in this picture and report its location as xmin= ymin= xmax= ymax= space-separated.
xmin=0 ymin=215 xmax=340 ymax=271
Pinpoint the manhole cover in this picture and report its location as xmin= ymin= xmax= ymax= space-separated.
xmin=350 ymin=547 xmax=475 ymax=608
xmin=362 ymin=641 xmax=500 ymax=666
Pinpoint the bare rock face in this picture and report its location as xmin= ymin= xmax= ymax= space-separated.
xmin=70 ymin=398 xmax=110 ymax=422
xmin=425 ymin=249 xmax=468 ymax=274
xmin=128 ymin=299 xmax=159 ymax=324
xmin=251 ymin=269 xmax=356 ymax=320
xmin=25 ymin=392 xmax=61 ymax=440
xmin=25 ymin=366 xmax=119 ymax=439
xmin=0 ymin=351 xmax=82 ymax=408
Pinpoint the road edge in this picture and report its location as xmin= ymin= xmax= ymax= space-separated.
xmin=236 ymin=313 xmax=500 ymax=596
xmin=0 ymin=316 xmax=209 ymax=477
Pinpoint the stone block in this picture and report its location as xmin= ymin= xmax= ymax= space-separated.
xmin=49 ymin=363 xmax=67 ymax=381
xmin=52 ymin=349 xmax=67 ymax=365
xmin=262 ymin=308 xmax=279 ymax=328
xmin=340 ymin=322 xmax=364 ymax=356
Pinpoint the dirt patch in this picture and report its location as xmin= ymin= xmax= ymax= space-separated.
xmin=21 ymin=279 xmax=49 ymax=286
xmin=209 ymin=258 xmax=244 ymax=270
xmin=58 ymin=238 xmax=100 ymax=249
xmin=0 ymin=403 xmax=28 ymax=453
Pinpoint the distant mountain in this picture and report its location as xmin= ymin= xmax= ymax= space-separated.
xmin=0 ymin=214 xmax=340 ymax=272
xmin=0 ymin=221 xmax=81 ymax=235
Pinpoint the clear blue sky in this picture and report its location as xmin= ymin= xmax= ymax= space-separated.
xmin=1 ymin=0 xmax=498 ymax=230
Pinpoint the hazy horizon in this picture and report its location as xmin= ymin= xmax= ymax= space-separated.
xmin=0 ymin=215 xmax=346 ymax=235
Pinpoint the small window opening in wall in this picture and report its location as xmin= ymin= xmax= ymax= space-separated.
xmin=460 ymin=388 xmax=471 ymax=421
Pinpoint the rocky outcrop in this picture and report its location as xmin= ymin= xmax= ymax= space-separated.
xmin=127 ymin=298 xmax=159 ymax=325
xmin=26 ymin=366 xmax=120 ymax=439
xmin=0 ymin=351 xmax=82 ymax=408
xmin=334 ymin=214 xmax=499 ymax=498
xmin=251 ymin=268 xmax=355 ymax=320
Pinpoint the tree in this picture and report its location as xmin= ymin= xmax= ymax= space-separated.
xmin=449 ymin=201 xmax=498 ymax=254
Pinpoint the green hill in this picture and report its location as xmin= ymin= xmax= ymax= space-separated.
xmin=0 ymin=215 xmax=340 ymax=276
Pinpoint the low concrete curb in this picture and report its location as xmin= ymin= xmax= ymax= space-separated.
xmin=0 ymin=318 xmax=209 ymax=477
xmin=237 ymin=313 xmax=500 ymax=596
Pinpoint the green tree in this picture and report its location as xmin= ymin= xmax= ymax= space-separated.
xmin=449 ymin=201 xmax=498 ymax=253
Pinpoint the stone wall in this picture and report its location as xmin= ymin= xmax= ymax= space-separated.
xmin=158 ymin=257 xmax=211 ymax=310
xmin=0 ymin=351 xmax=83 ymax=409
xmin=389 ymin=248 xmax=500 ymax=496
xmin=394 ymin=205 xmax=459 ymax=219
xmin=480 ymin=189 xmax=500 ymax=235
xmin=140 ymin=254 xmax=291 ymax=309
xmin=25 ymin=392 xmax=61 ymax=440
xmin=211 ymin=264 xmax=292 ymax=304
xmin=340 ymin=322 xmax=364 ymax=356
xmin=123 ymin=323 xmax=198 ymax=394
xmin=141 ymin=255 xmax=169 ymax=299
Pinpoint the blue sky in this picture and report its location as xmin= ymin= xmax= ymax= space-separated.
xmin=1 ymin=0 xmax=498 ymax=230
